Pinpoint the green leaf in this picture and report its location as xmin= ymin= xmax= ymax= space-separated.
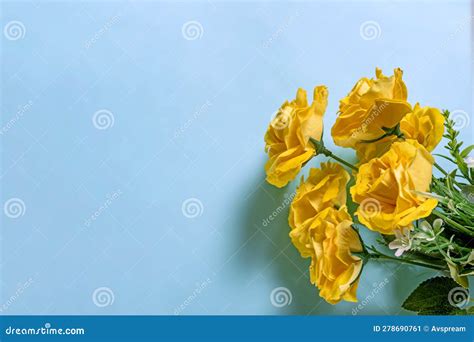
xmin=460 ymin=144 xmax=474 ymax=158
xmin=402 ymin=276 xmax=469 ymax=315
xmin=447 ymin=260 xmax=469 ymax=288
xmin=446 ymin=170 xmax=458 ymax=192
xmin=433 ymin=153 xmax=457 ymax=164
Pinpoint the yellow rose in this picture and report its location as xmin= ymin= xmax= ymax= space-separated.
xmin=289 ymin=162 xmax=350 ymax=256
xmin=264 ymin=86 xmax=328 ymax=187
xmin=350 ymin=140 xmax=438 ymax=234
xmin=331 ymin=68 xmax=411 ymax=148
xmin=400 ymin=104 xmax=445 ymax=152
xmin=289 ymin=163 xmax=361 ymax=304
xmin=291 ymin=206 xmax=363 ymax=304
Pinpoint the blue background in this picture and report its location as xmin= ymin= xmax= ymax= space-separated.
xmin=1 ymin=0 xmax=473 ymax=315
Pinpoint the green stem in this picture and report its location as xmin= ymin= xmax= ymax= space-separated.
xmin=434 ymin=162 xmax=464 ymax=188
xmin=310 ymin=138 xmax=359 ymax=171
xmin=324 ymin=149 xmax=359 ymax=171
xmin=373 ymin=252 xmax=445 ymax=270
xmin=361 ymin=246 xmax=447 ymax=271
xmin=360 ymin=124 xmax=404 ymax=143
xmin=432 ymin=210 xmax=474 ymax=237
xmin=434 ymin=162 xmax=448 ymax=176
xmin=438 ymin=236 xmax=472 ymax=253
xmin=433 ymin=236 xmax=471 ymax=262
xmin=424 ymin=244 xmax=469 ymax=262
xmin=425 ymin=243 xmax=451 ymax=254
xmin=433 ymin=235 xmax=450 ymax=260
xmin=359 ymin=132 xmax=390 ymax=144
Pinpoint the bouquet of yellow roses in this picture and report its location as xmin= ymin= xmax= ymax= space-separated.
xmin=264 ymin=68 xmax=473 ymax=314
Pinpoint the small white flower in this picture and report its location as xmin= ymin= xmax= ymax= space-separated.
xmin=388 ymin=228 xmax=412 ymax=257
xmin=465 ymin=156 xmax=474 ymax=168
xmin=413 ymin=220 xmax=436 ymax=242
